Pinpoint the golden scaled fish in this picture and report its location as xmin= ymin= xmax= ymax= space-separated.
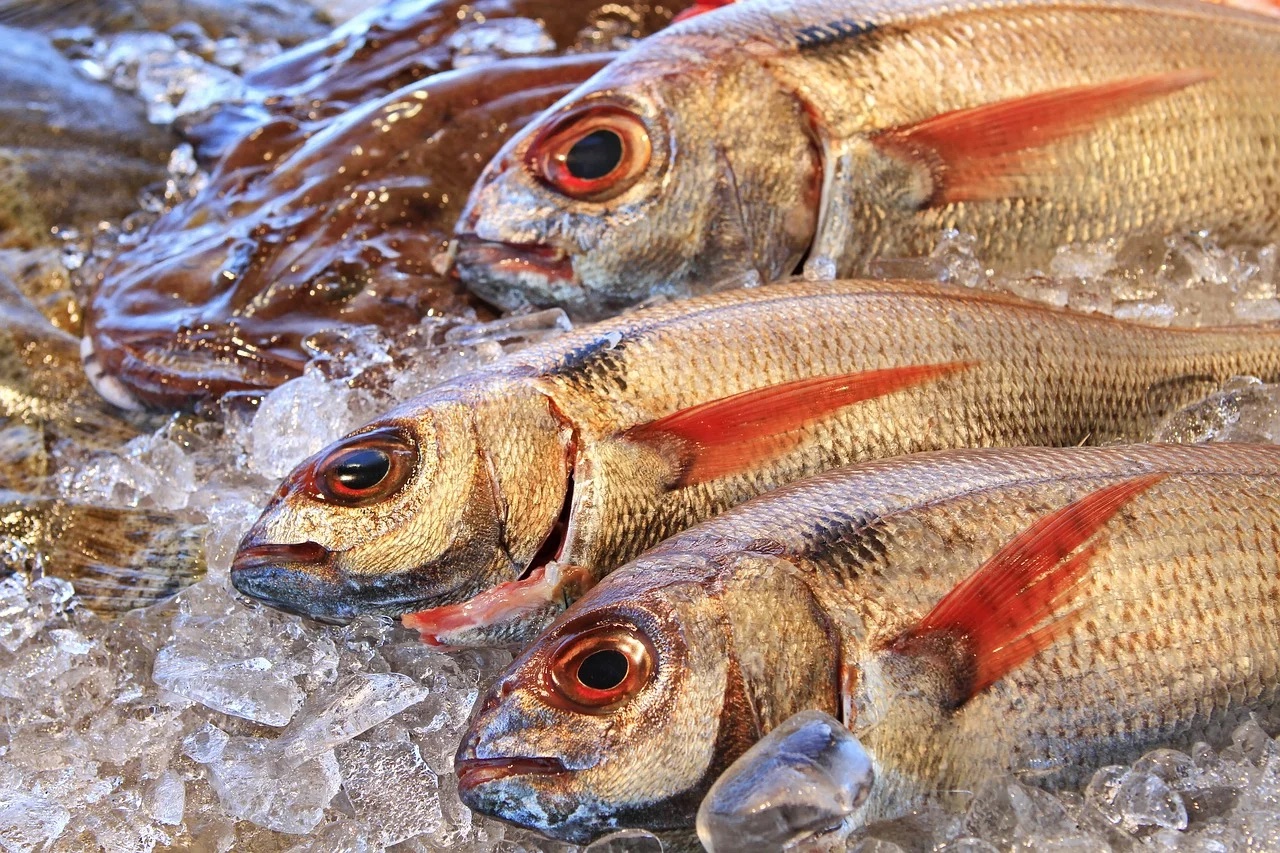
xmin=454 ymin=443 xmax=1280 ymax=843
xmin=453 ymin=0 xmax=1280 ymax=317
xmin=231 ymin=278 xmax=1280 ymax=643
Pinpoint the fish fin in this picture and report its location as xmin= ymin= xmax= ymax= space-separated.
xmin=0 ymin=499 xmax=206 ymax=613
xmin=624 ymin=362 xmax=975 ymax=487
xmin=403 ymin=563 xmax=593 ymax=647
xmin=672 ymin=0 xmax=736 ymax=23
xmin=1204 ymin=0 xmax=1280 ymax=17
xmin=872 ymin=70 xmax=1213 ymax=206
xmin=889 ymin=473 xmax=1166 ymax=708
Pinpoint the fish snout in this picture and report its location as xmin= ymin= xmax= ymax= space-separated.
xmin=229 ymin=540 xmax=353 ymax=624
xmin=453 ymin=234 xmax=582 ymax=313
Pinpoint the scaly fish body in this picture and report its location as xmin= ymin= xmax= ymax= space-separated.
xmin=455 ymin=0 xmax=1280 ymax=316
xmin=456 ymin=443 xmax=1280 ymax=842
xmin=233 ymin=278 xmax=1280 ymax=641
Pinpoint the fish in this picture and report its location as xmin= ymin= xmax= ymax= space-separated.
xmin=81 ymin=55 xmax=608 ymax=410
xmin=454 ymin=442 xmax=1280 ymax=843
xmin=0 ymin=491 xmax=205 ymax=612
xmin=453 ymin=0 xmax=1280 ymax=318
xmin=81 ymin=0 xmax=703 ymax=409
xmin=230 ymin=278 xmax=1280 ymax=643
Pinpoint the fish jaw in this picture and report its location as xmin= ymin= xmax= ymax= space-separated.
xmin=452 ymin=235 xmax=586 ymax=315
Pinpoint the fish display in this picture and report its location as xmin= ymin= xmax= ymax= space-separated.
xmin=80 ymin=0 xmax=700 ymax=409
xmin=454 ymin=0 xmax=1280 ymax=317
xmin=231 ymin=278 xmax=1280 ymax=644
xmin=455 ymin=443 xmax=1280 ymax=842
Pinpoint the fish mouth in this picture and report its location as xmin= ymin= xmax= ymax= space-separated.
xmin=453 ymin=236 xmax=577 ymax=282
xmin=229 ymin=541 xmax=353 ymax=624
xmin=230 ymin=538 xmax=481 ymax=624
xmin=453 ymin=234 xmax=582 ymax=312
xmin=456 ymin=756 xmax=569 ymax=793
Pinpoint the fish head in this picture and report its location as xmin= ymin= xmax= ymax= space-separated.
xmin=456 ymin=547 xmax=839 ymax=841
xmin=231 ymin=379 xmax=572 ymax=622
xmin=454 ymin=48 xmax=820 ymax=318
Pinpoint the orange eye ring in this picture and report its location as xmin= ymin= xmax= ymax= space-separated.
xmin=309 ymin=426 xmax=416 ymax=507
xmin=526 ymin=105 xmax=651 ymax=202
xmin=545 ymin=625 xmax=656 ymax=713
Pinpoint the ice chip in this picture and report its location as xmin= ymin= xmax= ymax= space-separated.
xmin=144 ymin=770 xmax=186 ymax=826
xmin=153 ymin=636 xmax=305 ymax=726
xmin=697 ymin=710 xmax=873 ymax=852
xmin=204 ymin=737 xmax=341 ymax=834
xmin=248 ymin=369 xmax=373 ymax=479
xmin=336 ymin=739 xmax=442 ymax=846
xmin=0 ymin=792 xmax=71 ymax=850
xmin=182 ymin=724 xmax=230 ymax=764
xmin=284 ymin=672 xmax=428 ymax=759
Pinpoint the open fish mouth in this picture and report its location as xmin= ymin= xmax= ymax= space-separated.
xmin=456 ymin=756 xmax=569 ymax=793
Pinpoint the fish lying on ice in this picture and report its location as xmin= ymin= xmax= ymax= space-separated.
xmin=81 ymin=0 xmax=704 ymax=409
xmin=455 ymin=443 xmax=1280 ymax=842
xmin=231 ymin=278 xmax=1280 ymax=643
xmin=454 ymin=0 xmax=1280 ymax=317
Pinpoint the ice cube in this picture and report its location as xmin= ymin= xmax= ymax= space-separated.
xmin=697 ymin=710 xmax=873 ymax=852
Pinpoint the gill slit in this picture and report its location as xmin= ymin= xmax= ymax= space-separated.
xmin=518 ymin=390 xmax=581 ymax=583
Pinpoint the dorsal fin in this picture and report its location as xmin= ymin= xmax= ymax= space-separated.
xmin=624 ymin=362 xmax=974 ymax=487
xmin=871 ymin=71 xmax=1212 ymax=206
xmin=889 ymin=473 xmax=1166 ymax=708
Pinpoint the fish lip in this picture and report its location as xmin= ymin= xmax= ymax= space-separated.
xmin=456 ymin=756 xmax=569 ymax=793
xmin=230 ymin=539 xmax=473 ymax=624
xmin=453 ymin=234 xmax=577 ymax=284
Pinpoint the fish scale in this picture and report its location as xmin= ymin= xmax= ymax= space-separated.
xmin=456 ymin=443 xmax=1280 ymax=842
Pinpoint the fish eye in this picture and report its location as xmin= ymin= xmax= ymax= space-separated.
xmin=526 ymin=105 xmax=651 ymax=202
xmin=545 ymin=625 xmax=655 ymax=713
xmin=311 ymin=426 xmax=416 ymax=507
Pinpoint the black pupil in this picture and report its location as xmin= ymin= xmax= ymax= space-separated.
xmin=332 ymin=448 xmax=390 ymax=492
xmin=577 ymin=649 xmax=629 ymax=691
xmin=565 ymin=130 xmax=623 ymax=181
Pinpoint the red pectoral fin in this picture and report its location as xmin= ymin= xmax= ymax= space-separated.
xmin=890 ymin=473 xmax=1166 ymax=708
xmin=672 ymin=0 xmax=736 ymax=23
xmin=624 ymin=361 xmax=974 ymax=487
xmin=872 ymin=70 xmax=1212 ymax=206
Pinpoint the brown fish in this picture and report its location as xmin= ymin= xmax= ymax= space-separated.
xmin=454 ymin=0 xmax=1280 ymax=318
xmin=455 ymin=443 xmax=1280 ymax=842
xmin=81 ymin=55 xmax=608 ymax=410
xmin=230 ymin=278 xmax=1280 ymax=642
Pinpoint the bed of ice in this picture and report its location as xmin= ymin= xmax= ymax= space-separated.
xmin=6 ymin=6 xmax=1280 ymax=853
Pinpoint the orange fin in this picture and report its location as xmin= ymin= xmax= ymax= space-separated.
xmin=890 ymin=473 xmax=1166 ymax=708
xmin=625 ymin=361 xmax=974 ymax=487
xmin=1203 ymin=0 xmax=1280 ymax=16
xmin=872 ymin=70 xmax=1212 ymax=206
xmin=672 ymin=0 xmax=736 ymax=23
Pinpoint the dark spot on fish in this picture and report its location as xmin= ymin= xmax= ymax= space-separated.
xmin=548 ymin=333 xmax=632 ymax=391
xmin=795 ymin=18 xmax=878 ymax=51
